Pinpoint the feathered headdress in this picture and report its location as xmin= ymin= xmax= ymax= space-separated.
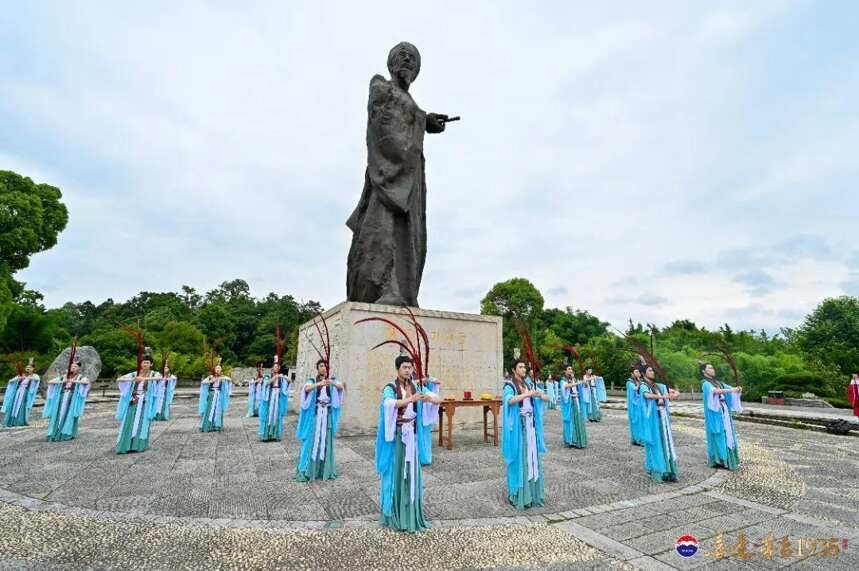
xmin=66 ymin=337 xmax=78 ymax=379
xmin=5 ymin=352 xmax=27 ymax=377
xmin=515 ymin=320 xmax=541 ymax=380
xmin=159 ymin=349 xmax=171 ymax=377
xmin=118 ymin=320 xmax=146 ymax=374
xmin=273 ymin=322 xmax=286 ymax=367
xmin=588 ymin=351 xmax=601 ymax=375
xmin=703 ymin=344 xmax=742 ymax=386
xmin=355 ymin=307 xmax=430 ymax=384
xmin=557 ymin=344 xmax=584 ymax=376
xmin=203 ymin=338 xmax=222 ymax=377
xmin=624 ymin=335 xmax=669 ymax=384
xmin=304 ymin=311 xmax=334 ymax=374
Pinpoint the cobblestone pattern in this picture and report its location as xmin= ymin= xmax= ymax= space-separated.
xmin=0 ymin=501 xmax=629 ymax=571
xmin=3 ymin=398 xmax=859 ymax=569
xmin=0 ymin=401 xmax=716 ymax=523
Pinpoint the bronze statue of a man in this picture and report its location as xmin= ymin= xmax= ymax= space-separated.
xmin=346 ymin=42 xmax=450 ymax=307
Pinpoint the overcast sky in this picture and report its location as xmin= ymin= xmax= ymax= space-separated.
xmin=2 ymin=1 xmax=857 ymax=333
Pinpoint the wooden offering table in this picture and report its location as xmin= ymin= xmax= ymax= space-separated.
xmin=438 ymin=398 xmax=501 ymax=450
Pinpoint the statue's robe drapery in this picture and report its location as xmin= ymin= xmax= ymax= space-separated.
xmin=347 ymin=74 xmax=428 ymax=307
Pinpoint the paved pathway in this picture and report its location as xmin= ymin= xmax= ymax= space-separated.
xmin=0 ymin=399 xmax=857 ymax=570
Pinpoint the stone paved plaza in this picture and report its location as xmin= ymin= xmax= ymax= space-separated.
xmin=1 ymin=398 xmax=857 ymax=570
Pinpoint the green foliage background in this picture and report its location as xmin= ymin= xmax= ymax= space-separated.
xmin=480 ymin=278 xmax=855 ymax=407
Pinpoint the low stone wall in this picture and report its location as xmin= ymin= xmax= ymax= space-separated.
xmin=761 ymin=396 xmax=833 ymax=408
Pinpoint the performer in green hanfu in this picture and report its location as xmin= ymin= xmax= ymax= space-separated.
xmin=199 ymin=359 xmax=231 ymax=432
xmin=258 ymin=358 xmax=291 ymax=442
xmin=376 ymin=355 xmax=442 ymax=532
xmin=115 ymin=347 xmax=159 ymax=454
xmin=296 ymin=359 xmax=345 ymax=481
xmin=626 ymin=366 xmax=645 ymax=446
xmin=559 ymin=364 xmax=587 ymax=449
xmin=639 ymin=366 xmax=680 ymax=482
xmin=246 ymin=362 xmax=265 ymax=418
xmin=582 ymin=367 xmax=606 ymax=422
xmin=701 ymin=363 xmax=742 ymax=470
xmin=3 ymin=357 xmax=40 ymax=427
xmin=44 ymin=347 xmax=91 ymax=442
xmin=503 ymin=358 xmax=549 ymax=508
xmin=154 ymin=357 xmax=177 ymax=421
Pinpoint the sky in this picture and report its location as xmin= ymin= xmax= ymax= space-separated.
xmin=2 ymin=1 xmax=858 ymax=333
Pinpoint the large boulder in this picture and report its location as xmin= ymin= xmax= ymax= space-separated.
xmin=44 ymin=346 xmax=103 ymax=383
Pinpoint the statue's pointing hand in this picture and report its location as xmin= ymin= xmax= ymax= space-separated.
xmin=426 ymin=113 xmax=448 ymax=134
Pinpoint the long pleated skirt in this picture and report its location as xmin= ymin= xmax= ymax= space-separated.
xmin=588 ymin=398 xmax=602 ymax=422
xmin=4 ymin=402 xmax=30 ymax=427
xmin=116 ymin=403 xmax=149 ymax=454
xmin=296 ymin=419 xmax=337 ymax=481
xmin=509 ymin=417 xmax=545 ymax=509
xmin=47 ymin=417 xmax=78 ymax=442
xmin=379 ymin=428 xmax=430 ymax=533
xmin=200 ymin=397 xmax=221 ymax=432
xmin=154 ymin=396 xmax=170 ymax=421
xmin=645 ymin=417 xmax=679 ymax=483
xmin=565 ymin=400 xmax=588 ymax=449
xmin=706 ymin=417 xmax=741 ymax=471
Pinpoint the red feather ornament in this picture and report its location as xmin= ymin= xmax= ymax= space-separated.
xmin=355 ymin=309 xmax=431 ymax=384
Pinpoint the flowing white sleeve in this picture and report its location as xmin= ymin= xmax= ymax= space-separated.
xmin=421 ymin=388 xmax=439 ymax=426
xmin=331 ymin=384 xmax=343 ymax=408
xmin=383 ymin=397 xmax=398 ymax=442
xmin=704 ymin=383 xmax=721 ymax=413
xmin=300 ymin=382 xmax=315 ymax=410
xmin=117 ymin=380 xmax=132 ymax=399
xmin=728 ymin=391 xmax=743 ymax=413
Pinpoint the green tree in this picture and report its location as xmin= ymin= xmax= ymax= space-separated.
xmin=158 ymin=321 xmax=205 ymax=355
xmin=796 ymin=296 xmax=859 ymax=375
xmin=480 ymin=278 xmax=545 ymax=367
xmin=0 ymin=171 xmax=69 ymax=272
xmin=0 ymin=171 xmax=69 ymax=331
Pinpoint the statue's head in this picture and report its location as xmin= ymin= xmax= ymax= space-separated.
xmin=387 ymin=42 xmax=421 ymax=87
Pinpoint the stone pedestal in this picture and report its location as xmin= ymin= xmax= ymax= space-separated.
xmin=296 ymin=302 xmax=503 ymax=435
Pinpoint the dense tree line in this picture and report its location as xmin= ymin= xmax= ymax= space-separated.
xmin=481 ymin=278 xmax=855 ymax=408
xmin=0 ymin=279 xmax=322 ymax=379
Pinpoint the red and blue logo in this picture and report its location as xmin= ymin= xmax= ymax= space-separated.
xmin=675 ymin=535 xmax=699 ymax=558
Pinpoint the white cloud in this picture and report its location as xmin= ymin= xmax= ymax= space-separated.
xmin=3 ymin=1 xmax=858 ymax=333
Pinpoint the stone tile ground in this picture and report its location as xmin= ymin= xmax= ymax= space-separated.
xmin=0 ymin=399 xmax=856 ymax=569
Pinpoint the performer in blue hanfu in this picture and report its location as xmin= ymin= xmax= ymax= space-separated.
xmin=559 ymin=364 xmax=588 ymax=448
xmin=3 ymin=357 xmax=41 ymax=427
xmin=44 ymin=347 xmax=91 ymax=442
xmin=701 ymin=363 xmax=743 ymax=470
xmin=115 ymin=347 xmax=160 ymax=454
xmin=296 ymin=359 xmax=345 ymax=481
xmin=154 ymin=356 xmax=177 ymax=421
xmin=639 ymin=365 xmax=680 ymax=482
xmin=503 ymin=357 xmax=549 ymax=509
xmin=583 ymin=367 xmax=606 ymax=422
xmin=545 ymin=374 xmax=558 ymax=410
xmin=199 ymin=358 xmax=231 ymax=432
xmin=626 ymin=366 xmax=645 ymax=446
xmin=246 ymin=362 xmax=264 ymax=418
xmin=376 ymin=354 xmax=442 ymax=532
xmin=259 ymin=356 xmax=291 ymax=442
